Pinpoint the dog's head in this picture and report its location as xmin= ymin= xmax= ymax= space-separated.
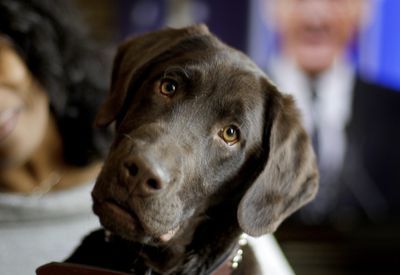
xmin=92 ymin=25 xmax=318 ymax=244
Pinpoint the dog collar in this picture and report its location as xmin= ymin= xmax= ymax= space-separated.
xmin=210 ymin=233 xmax=248 ymax=275
xmin=103 ymin=230 xmax=248 ymax=275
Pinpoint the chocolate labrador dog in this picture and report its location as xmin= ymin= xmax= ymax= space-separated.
xmin=67 ymin=25 xmax=318 ymax=274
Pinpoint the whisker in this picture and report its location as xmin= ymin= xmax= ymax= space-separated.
xmin=123 ymin=133 xmax=135 ymax=141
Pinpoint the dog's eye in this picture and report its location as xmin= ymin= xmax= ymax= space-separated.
xmin=159 ymin=79 xmax=177 ymax=96
xmin=219 ymin=125 xmax=240 ymax=145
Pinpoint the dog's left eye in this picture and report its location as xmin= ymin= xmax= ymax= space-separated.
xmin=159 ymin=79 xmax=177 ymax=96
xmin=219 ymin=125 xmax=240 ymax=146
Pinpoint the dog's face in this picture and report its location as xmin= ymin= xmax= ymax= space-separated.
xmin=92 ymin=25 xmax=318 ymax=245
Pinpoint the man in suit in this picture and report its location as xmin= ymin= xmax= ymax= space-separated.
xmin=262 ymin=0 xmax=400 ymax=273
xmin=264 ymin=0 xmax=400 ymax=227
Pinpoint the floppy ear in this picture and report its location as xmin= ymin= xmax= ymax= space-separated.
xmin=237 ymin=82 xmax=319 ymax=236
xmin=95 ymin=24 xmax=210 ymax=127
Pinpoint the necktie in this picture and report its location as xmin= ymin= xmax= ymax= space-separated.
xmin=309 ymin=78 xmax=319 ymax=160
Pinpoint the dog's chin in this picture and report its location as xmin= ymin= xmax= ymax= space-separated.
xmin=93 ymin=200 xmax=180 ymax=244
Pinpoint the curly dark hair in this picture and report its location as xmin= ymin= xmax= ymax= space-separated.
xmin=0 ymin=0 xmax=112 ymax=166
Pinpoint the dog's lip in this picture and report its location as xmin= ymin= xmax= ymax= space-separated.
xmin=158 ymin=225 xmax=180 ymax=242
xmin=93 ymin=198 xmax=139 ymax=233
xmin=93 ymin=197 xmax=181 ymax=242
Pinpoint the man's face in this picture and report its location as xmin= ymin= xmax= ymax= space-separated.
xmin=273 ymin=0 xmax=365 ymax=74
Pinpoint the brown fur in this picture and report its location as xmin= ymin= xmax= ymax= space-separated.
xmin=69 ymin=25 xmax=318 ymax=274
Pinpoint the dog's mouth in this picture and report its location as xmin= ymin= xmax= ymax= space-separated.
xmin=93 ymin=197 xmax=180 ymax=243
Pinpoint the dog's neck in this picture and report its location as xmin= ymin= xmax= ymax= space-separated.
xmin=131 ymin=232 xmax=242 ymax=275
xmin=105 ymin=201 xmax=243 ymax=275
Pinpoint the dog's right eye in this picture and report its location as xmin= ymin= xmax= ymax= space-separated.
xmin=159 ymin=79 xmax=177 ymax=96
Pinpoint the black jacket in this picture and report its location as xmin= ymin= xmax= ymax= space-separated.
xmin=299 ymin=76 xmax=400 ymax=225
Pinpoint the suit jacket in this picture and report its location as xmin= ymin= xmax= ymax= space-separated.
xmin=293 ymin=75 xmax=400 ymax=225
xmin=275 ymin=75 xmax=400 ymax=275
xmin=339 ymin=76 xmax=400 ymax=222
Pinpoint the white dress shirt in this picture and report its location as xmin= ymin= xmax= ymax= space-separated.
xmin=268 ymin=56 xmax=355 ymax=220
xmin=269 ymin=56 xmax=355 ymax=178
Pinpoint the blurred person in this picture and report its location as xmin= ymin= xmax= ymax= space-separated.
xmin=0 ymin=0 xmax=111 ymax=273
xmin=261 ymin=0 xmax=400 ymax=273
xmin=263 ymin=0 xmax=400 ymax=227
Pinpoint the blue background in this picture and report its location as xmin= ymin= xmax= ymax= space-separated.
xmin=369 ymin=0 xmax=400 ymax=90
xmin=118 ymin=0 xmax=400 ymax=91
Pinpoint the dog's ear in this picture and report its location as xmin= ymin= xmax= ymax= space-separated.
xmin=95 ymin=24 xmax=210 ymax=127
xmin=237 ymin=82 xmax=319 ymax=236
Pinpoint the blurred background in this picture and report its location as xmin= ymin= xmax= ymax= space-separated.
xmin=76 ymin=0 xmax=400 ymax=91
xmin=73 ymin=0 xmax=400 ymax=274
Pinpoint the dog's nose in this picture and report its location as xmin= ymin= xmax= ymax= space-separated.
xmin=123 ymin=157 xmax=171 ymax=195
